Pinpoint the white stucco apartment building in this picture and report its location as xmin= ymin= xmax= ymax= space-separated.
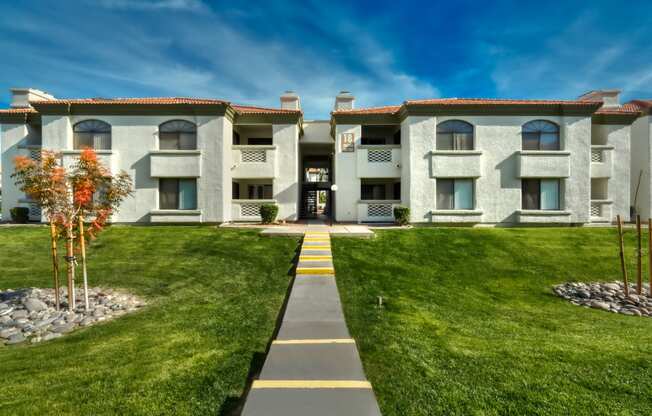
xmin=0 ymin=87 xmax=646 ymax=225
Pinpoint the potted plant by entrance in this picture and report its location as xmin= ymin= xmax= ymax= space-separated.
xmin=260 ymin=204 xmax=279 ymax=224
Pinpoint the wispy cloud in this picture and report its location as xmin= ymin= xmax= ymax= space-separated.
xmin=96 ymin=0 xmax=207 ymax=11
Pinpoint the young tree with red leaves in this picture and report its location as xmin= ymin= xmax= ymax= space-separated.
xmin=12 ymin=151 xmax=68 ymax=310
xmin=69 ymin=149 xmax=132 ymax=310
xmin=13 ymin=149 xmax=132 ymax=311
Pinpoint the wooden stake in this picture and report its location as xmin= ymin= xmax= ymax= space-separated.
xmin=49 ymin=221 xmax=60 ymax=311
xmin=637 ymin=215 xmax=643 ymax=295
xmin=649 ymin=218 xmax=652 ymax=297
xmin=65 ymin=221 xmax=75 ymax=311
xmin=79 ymin=215 xmax=90 ymax=311
xmin=617 ymin=215 xmax=629 ymax=297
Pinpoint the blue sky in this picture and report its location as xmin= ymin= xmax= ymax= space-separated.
xmin=1 ymin=0 xmax=651 ymax=119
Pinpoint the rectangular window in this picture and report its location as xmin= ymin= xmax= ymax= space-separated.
xmin=247 ymin=184 xmax=273 ymax=199
xmin=522 ymin=133 xmax=560 ymax=151
xmin=393 ymin=182 xmax=401 ymax=200
xmin=522 ymin=179 xmax=560 ymax=210
xmin=361 ymin=184 xmax=386 ymax=200
xmin=232 ymin=182 xmax=240 ymax=199
xmin=233 ymin=131 xmax=241 ymax=145
xmin=248 ymin=137 xmax=272 ymax=145
xmin=436 ymin=133 xmax=473 ymax=150
xmin=159 ymin=132 xmax=196 ymax=150
xmin=437 ymin=179 xmax=473 ymax=209
xmin=73 ymin=133 xmax=111 ymax=150
xmin=159 ymin=179 xmax=197 ymax=210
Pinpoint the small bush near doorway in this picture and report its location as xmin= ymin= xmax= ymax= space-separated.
xmin=393 ymin=206 xmax=410 ymax=225
xmin=260 ymin=204 xmax=279 ymax=224
xmin=10 ymin=207 xmax=29 ymax=223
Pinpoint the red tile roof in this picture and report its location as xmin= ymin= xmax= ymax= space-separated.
xmin=405 ymin=98 xmax=602 ymax=106
xmin=0 ymin=107 xmax=38 ymax=114
xmin=332 ymin=105 xmax=401 ymax=115
xmin=231 ymin=104 xmax=302 ymax=115
xmin=628 ymin=100 xmax=652 ymax=111
xmin=32 ymin=97 xmax=229 ymax=105
xmin=594 ymin=103 xmax=641 ymax=115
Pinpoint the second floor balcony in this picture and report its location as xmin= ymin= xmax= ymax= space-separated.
xmin=590 ymin=145 xmax=614 ymax=178
xmin=356 ymin=145 xmax=401 ymax=178
xmin=232 ymin=145 xmax=277 ymax=179
xmin=149 ymin=150 xmax=201 ymax=178
xmin=517 ymin=150 xmax=570 ymax=178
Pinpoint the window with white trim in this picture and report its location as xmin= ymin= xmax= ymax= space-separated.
xmin=437 ymin=179 xmax=474 ymax=210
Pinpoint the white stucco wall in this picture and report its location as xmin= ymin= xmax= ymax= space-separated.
xmin=401 ymin=115 xmax=591 ymax=224
xmin=273 ymin=124 xmax=299 ymax=221
xmin=630 ymin=115 xmax=651 ymax=218
xmin=334 ymin=124 xmax=362 ymax=221
xmin=41 ymin=114 xmax=230 ymax=223
xmin=1 ymin=123 xmax=41 ymax=220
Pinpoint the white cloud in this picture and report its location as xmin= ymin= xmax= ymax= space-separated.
xmin=97 ymin=0 xmax=206 ymax=11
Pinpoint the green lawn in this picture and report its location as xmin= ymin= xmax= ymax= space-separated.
xmin=332 ymin=228 xmax=652 ymax=416
xmin=0 ymin=226 xmax=298 ymax=416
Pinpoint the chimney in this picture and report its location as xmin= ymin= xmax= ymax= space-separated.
xmin=280 ymin=91 xmax=300 ymax=110
xmin=10 ymin=88 xmax=55 ymax=108
xmin=578 ymin=89 xmax=621 ymax=108
xmin=334 ymin=91 xmax=355 ymax=111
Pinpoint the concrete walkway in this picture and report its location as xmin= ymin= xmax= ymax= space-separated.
xmin=242 ymin=230 xmax=381 ymax=416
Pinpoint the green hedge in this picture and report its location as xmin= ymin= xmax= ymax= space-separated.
xmin=393 ymin=206 xmax=410 ymax=226
xmin=259 ymin=204 xmax=279 ymax=224
xmin=10 ymin=207 xmax=30 ymax=223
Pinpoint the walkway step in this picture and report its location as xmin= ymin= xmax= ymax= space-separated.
xmin=242 ymin=231 xmax=380 ymax=416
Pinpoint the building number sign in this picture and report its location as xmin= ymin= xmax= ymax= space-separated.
xmin=341 ymin=133 xmax=354 ymax=152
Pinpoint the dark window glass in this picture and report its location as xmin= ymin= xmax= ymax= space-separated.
xmin=361 ymin=184 xmax=374 ymax=200
xmin=159 ymin=179 xmax=179 ymax=209
xmin=437 ymin=120 xmax=474 ymax=150
xmin=522 ymin=179 xmax=541 ymax=210
xmin=263 ymin=185 xmax=273 ymax=199
xmin=393 ymin=130 xmax=401 ymax=145
xmin=437 ymin=179 xmax=454 ymax=209
xmin=522 ymin=120 xmax=560 ymax=150
xmin=248 ymin=137 xmax=272 ymax=145
xmin=393 ymin=182 xmax=401 ymax=200
xmin=361 ymin=137 xmax=386 ymax=145
xmin=233 ymin=131 xmax=241 ymax=145
xmin=73 ymin=120 xmax=112 ymax=150
xmin=232 ymin=182 xmax=240 ymax=199
xmin=159 ymin=120 xmax=197 ymax=150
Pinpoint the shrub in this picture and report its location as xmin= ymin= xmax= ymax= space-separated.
xmin=10 ymin=207 xmax=30 ymax=223
xmin=393 ymin=205 xmax=410 ymax=226
xmin=259 ymin=204 xmax=279 ymax=224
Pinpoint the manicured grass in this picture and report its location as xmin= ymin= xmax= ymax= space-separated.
xmin=333 ymin=228 xmax=652 ymax=416
xmin=0 ymin=226 xmax=298 ymax=415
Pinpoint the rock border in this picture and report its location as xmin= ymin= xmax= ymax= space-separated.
xmin=0 ymin=287 xmax=145 ymax=345
xmin=553 ymin=281 xmax=652 ymax=317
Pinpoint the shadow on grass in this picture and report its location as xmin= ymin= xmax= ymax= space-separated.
xmin=218 ymin=240 xmax=301 ymax=416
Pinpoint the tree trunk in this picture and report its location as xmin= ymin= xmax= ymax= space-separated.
xmin=65 ymin=221 xmax=76 ymax=311
xmin=617 ymin=215 xmax=629 ymax=296
xmin=50 ymin=221 xmax=61 ymax=311
xmin=79 ymin=215 xmax=90 ymax=311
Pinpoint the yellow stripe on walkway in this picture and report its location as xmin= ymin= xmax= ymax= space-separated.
xmin=299 ymin=257 xmax=333 ymax=261
xmin=300 ymin=246 xmax=331 ymax=251
xmin=296 ymin=267 xmax=334 ymax=275
xmin=303 ymin=238 xmax=331 ymax=242
xmin=272 ymin=339 xmax=355 ymax=345
xmin=252 ymin=380 xmax=372 ymax=389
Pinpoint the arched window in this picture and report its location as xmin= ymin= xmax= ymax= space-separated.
xmin=73 ymin=120 xmax=111 ymax=150
xmin=522 ymin=120 xmax=560 ymax=150
xmin=159 ymin=120 xmax=197 ymax=150
xmin=436 ymin=120 xmax=474 ymax=150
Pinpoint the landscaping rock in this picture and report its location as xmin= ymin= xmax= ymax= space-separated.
xmin=24 ymin=298 xmax=48 ymax=312
xmin=554 ymin=281 xmax=651 ymax=318
xmin=0 ymin=287 xmax=145 ymax=345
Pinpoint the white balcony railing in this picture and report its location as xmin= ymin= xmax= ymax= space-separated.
xmin=356 ymin=145 xmax=401 ymax=178
xmin=232 ymin=145 xmax=277 ymax=179
xmin=517 ymin=151 xmax=571 ymax=178
xmin=430 ymin=150 xmax=482 ymax=178
xmin=590 ymin=145 xmax=614 ymax=178
xmin=357 ymin=200 xmax=400 ymax=223
xmin=231 ymin=199 xmax=277 ymax=221
xmin=590 ymin=199 xmax=613 ymax=222
xmin=150 ymin=150 xmax=201 ymax=178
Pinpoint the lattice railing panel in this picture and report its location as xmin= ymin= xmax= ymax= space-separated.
xmin=367 ymin=149 xmax=392 ymax=163
xmin=240 ymin=203 xmax=262 ymax=217
xmin=591 ymin=149 xmax=603 ymax=163
xmin=29 ymin=148 xmax=41 ymax=161
xmin=367 ymin=204 xmax=393 ymax=217
xmin=28 ymin=203 xmax=42 ymax=220
xmin=241 ymin=150 xmax=266 ymax=163
xmin=590 ymin=203 xmax=602 ymax=217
